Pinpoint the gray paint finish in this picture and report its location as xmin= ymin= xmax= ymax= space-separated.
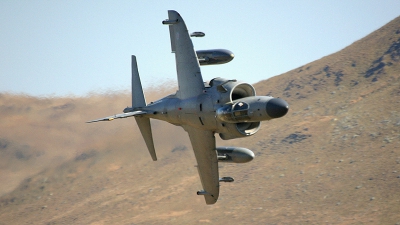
xmin=88 ymin=10 xmax=289 ymax=205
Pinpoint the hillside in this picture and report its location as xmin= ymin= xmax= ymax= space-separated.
xmin=0 ymin=16 xmax=399 ymax=224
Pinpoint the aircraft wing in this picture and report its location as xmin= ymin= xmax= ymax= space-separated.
xmin=183 ymin=125 xmax=219 ymax=205
xmin=163 ymin=10 xmax=204 ymax=99
xmin=86 ymin=111 xmax=146 ymax=123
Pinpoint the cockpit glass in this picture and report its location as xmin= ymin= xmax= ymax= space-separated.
xmin=233 ymin=110 xmax=248 ymax=117
xmin=233 ymin=102 xmax=249 ymax=111
xmin=232 ymin=102 xmax=249 ymax=118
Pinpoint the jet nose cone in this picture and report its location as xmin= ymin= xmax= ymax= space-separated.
xmin=266 ymin=98 xmax=289 ymax=118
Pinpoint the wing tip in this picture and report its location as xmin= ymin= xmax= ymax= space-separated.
xmin=86 ymin=120 xmax=100 ymax=123
xmin=204 ymin=195 xmax=218 ymax=205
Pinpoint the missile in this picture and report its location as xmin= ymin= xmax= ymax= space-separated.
xmin=190 ymin=31 xmax=205 ymax=37
xmin=197 ymin=190 xmax=209 ymax=195
xmin=162 ymin=19 xmax=178 ymax=25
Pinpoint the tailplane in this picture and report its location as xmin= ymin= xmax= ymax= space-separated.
xmin=131 ymin=56 xmax=157 ymax=161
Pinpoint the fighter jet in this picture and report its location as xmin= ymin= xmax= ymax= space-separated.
xmin=87 ymin=10 xmax=289 ymax=205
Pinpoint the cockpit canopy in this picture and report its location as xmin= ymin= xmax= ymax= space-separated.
xmin=216 ymin=101 xmax=251 ymax=123
xmin=232 ymin=102 xmax=249 ymax=118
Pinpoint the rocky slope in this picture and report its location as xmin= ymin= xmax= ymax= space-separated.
xmin=0 ymin=16 xmax=399 ymax=224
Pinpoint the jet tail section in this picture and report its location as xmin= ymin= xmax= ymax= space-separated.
xmin=132 ymin=55 xmax=157 ymax=161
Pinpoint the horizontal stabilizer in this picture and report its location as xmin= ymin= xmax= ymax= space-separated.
xmin=135 ymin=117 xmax=157 ymax=161
xmin=86 ymin=111 xmax=146 ymax=123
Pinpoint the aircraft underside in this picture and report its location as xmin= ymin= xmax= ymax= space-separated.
xmin=88 ymin=10 xmax=288 ymax=205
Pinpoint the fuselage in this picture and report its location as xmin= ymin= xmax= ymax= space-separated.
xmin=128 ymin=78 xmax=289 ymax=138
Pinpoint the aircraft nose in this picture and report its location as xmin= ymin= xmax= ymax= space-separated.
xmin=266 ymin=98 xmax=289 ymax=118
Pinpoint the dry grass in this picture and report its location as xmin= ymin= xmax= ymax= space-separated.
xmin=0 ymin=16 xmax=400 ymax=225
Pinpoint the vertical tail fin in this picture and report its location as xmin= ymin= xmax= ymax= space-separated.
xmin=132 ymin=55 xmax=157 ymax=161
xmin=131 ymin=55 xmax=146 ymax=108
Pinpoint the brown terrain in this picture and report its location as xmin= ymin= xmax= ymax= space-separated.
xmin=1 ymin=16 xmax=400 ymax=224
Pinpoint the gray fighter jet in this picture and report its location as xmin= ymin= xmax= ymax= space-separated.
xmin=88 ymin=10 xmax=289 ymax=205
